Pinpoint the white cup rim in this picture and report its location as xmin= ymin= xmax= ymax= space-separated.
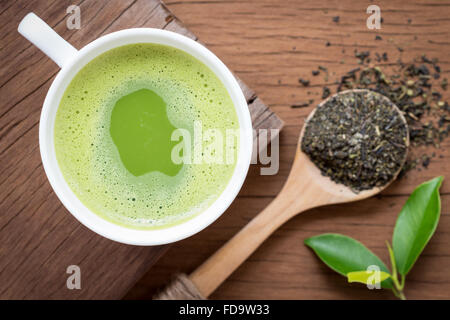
xmin=37 ymin=28 xmax=253 ymax=246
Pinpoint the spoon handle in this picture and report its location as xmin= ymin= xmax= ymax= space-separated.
xmin=189 ymin=191 xmax=306 ymax=298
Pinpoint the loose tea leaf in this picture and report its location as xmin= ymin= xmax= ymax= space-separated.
xmin=301 ymin=90 xmax=408 ymax=192
xmin=321 ymin=86 xmax=330 ymax=99
xmin=298 ymin=78 xmax=310 ymax=87
xmin=291 ymin=101 xmax=311 ymax=109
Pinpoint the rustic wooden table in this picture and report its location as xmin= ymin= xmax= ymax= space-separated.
xmin=126 ymin=0 xmax=450 ymax=300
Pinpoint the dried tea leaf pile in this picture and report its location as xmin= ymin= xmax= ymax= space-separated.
xmin=301 ymin=90 xmax=408 ymax=192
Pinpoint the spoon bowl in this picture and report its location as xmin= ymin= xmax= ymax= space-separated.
xmin=285 ymin=88 xmax=410 ymax=215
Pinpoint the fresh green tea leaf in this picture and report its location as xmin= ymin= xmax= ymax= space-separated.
xmin=393 ymin=176 xmax=443 ymax=276
xmin=347 ymin=271 xmax=391 ymax=285
xmin=304 ymin=233 xmax=392 ymax=288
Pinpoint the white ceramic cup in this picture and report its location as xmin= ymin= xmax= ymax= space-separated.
xmin=18 ymin=13 xmax=253 ymax=246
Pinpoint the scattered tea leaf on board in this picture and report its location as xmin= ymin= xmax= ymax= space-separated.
xmin=304 ymin=233 xmax=392 ymax=288
xmin=393 ymin=176 xmax=443 ymax=276
xmin=347 ymin=271 xmax=391 ymax=284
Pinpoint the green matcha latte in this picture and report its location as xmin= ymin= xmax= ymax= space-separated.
xmin=54 ymin=43 xmax=239 ymax=229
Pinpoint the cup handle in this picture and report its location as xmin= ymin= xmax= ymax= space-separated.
xmin=18 ymin=13 xmax=78 ymax=68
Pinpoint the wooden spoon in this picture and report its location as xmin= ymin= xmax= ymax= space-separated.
xmin=157 ymin=89 xmax=409 ymax=299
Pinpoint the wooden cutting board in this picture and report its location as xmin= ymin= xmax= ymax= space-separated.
xmin=0 ymin=0 xmax=283 ymax=299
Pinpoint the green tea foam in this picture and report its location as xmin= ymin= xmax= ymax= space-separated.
xmin=54 ymin=43 xmax=239 ymax=229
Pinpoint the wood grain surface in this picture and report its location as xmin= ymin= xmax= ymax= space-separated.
xmin=126 ymin=0 xmax=450 ymax=300
xmin=0 ymin=0 xmax=281 ymax=299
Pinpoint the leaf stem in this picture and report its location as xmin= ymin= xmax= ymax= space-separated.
xmin=390 ymin=271 xmax=407 ymax=300
xmin=386 ymin=241 xmax=397 ymax=278
xmin=400 ymin=274 xmax=405 ymax=290
xmin=386 ymin=241 xmax=407 ymax=300
xmin=391 ymin=286 xmax=400 ymax=299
